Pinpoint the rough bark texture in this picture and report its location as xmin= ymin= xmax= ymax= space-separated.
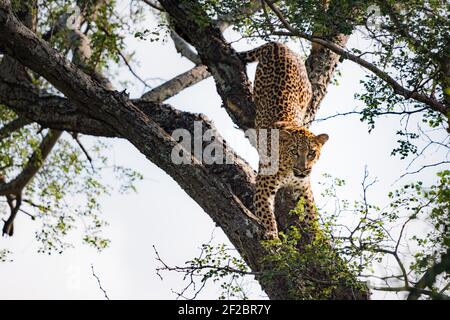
xmin=160 ymin=0 xmax=256 ymax=130
xmin=142 ymin=65 xmax=210 ymax=102
xmin=0 ymin=0 xmax=370 ymax=299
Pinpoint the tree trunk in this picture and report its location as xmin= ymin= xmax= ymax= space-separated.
xmin=0 ymin=0 xmax=369 ymax=299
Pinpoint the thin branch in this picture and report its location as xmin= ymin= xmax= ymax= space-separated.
xmin=116 ymin=49 xmax=153 ymax=89
xmin=373 ymin=285 xmax=450 ymax=300
xmin=398 ymin=161 xmax=450 ymax=179
xmin=0 ymin=117 xmax=31 ymax=140
xmin=141 ymin=65 xmax=210 ymax=102
xmin=91 ymin=264 xmax=110 ymax=300
xmin=71 ymin=133 xmax=95 ymax=171
xmin=18 ymin=207 xmax=35 ymax=220
xmin=0 ymin=130 xmax=62 ymax=196
xmin=22 ymin=198 xmax=51 ymax=212
xmin=156 ymin=261 xmax=261 ymax=276
xmin=408 ymin=249 xmax=450 ymax=300
xmin=313 ymin=107 xmax=429 ymax=124
xmin=153 ymin=242 xmax=260 ymax=300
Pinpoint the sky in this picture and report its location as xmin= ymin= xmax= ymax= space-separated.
xmin=0 ymin=2 xmax=447 ymax=300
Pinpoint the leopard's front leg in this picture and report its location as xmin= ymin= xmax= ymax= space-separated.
xmin=288 ymin=176 xmax=318 ymax=224
xmin=254 ymin=173 xmax=287 ymax=240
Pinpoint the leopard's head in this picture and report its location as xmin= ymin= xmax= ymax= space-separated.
xmin=275 ymin=122 xmax=329 ymax=178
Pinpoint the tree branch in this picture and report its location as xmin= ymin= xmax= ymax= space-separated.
xmin=0 ymin=116 xmax=31 ymax=140
xmin=160 ymin=1 xmax=264 ymax=107
xmin=0 ymin=0 xmax=266 ymax=270
xmin=170 ymin=30 xmax=202 ymax=65
xmin=0 ymin=78 xmax=119 ymax=137
xmin=264 ymin=0 xmax=449 ymax=121
xmin=160 ymin=0 xmax=255 ymax=130
xmin=141 ymin=0 xmax=164 ymax=12
xmin=0 ymin=129 xmax=62 ymax=196
xmin=91 ymin=264 xmax=110 ymax=300
xmin=0 ymin=129 xmax=61 ymax=237
xmin=142 ymin=65 xmax=209 ymax=102
xmin=408 ymin=249 xmax=450 ymax=300
xmin=2 ymin=192 xmax=21 ymax=236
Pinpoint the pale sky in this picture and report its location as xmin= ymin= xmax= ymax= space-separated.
xmin=0 ymin=3 xmax=446 ymax=300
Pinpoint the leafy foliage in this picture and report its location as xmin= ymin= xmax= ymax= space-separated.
xmin=408 ymin=171 xmax=450 ymax=281
xmin=1 ymin=0 xmax=148 ymax=258
xmin=192 ymin=0 xmax=449 ymax=160
xmin=2 ymin=0 xmax=448 ymax=300
xmin=154 ymin=239 xmax=252 ymax=300
xmin=161 ymin=171 xmax=450 ymax=299
xmin=319 ymin=171 xmax=450 ymax=299
xmin=261 ymin=227 xmax=365 ymax=299
xmin=0 ymin=106 xmax=142 ymax=256
xmin=29 ymin=0 xmax=146 ymax=92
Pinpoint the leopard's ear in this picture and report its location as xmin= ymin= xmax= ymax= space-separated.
xmin=316 ymin=133 xmax=329 ymax=145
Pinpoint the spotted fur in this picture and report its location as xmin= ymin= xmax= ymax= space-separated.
xmin=240 ymin=42 xmax=329 ymax=239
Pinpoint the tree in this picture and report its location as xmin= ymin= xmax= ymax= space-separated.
xmin=0 ymin=0 xmax=448 ymax=299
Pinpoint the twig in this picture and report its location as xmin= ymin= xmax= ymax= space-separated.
xmin=18 ymin=208 xmax=35 ymax=220
xmin=141 ymin=65 xmax=210 ymax=102
xmin=152 ymin=232 xmax=260 ymax=300
xmin=116 ymin=49 xmax=153 ymax=89
xmin=71 ymin=133 xmax=95 ymax=171
xmin=372 ymin=285 xmax=450 ymax=300
xmin=312 ymin=107 xmax=429 ymax=124
xmin=0 ymin=117 xmax=31 ymax=140
xmin=91 ymin=264 xmax=110 ymax=300
xmin=397 ymin=161 xmax=450 ymax=180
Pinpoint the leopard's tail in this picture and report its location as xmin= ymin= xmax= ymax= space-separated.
xmin=238 ymin=42 xmax=282 ymax=63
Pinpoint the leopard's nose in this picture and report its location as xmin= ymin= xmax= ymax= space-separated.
xmin=293 ymin=168 xmax=310 ymax=178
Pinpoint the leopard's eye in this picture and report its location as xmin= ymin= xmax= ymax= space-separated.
xmin=308 ymin=150 xmax=316 ymax=158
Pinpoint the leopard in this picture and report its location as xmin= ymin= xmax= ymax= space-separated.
xmin=239 ymin=42 xmax=329 ymax=239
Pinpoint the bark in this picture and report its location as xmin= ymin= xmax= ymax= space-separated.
xmin=304 ymin=33 xmax=349 ymax=125
xmin=0 ymin=0 xmax=266 ymax=273
xmin=160 ymin=0 xmax=256 ymax=130
xmin=0 ymin=77 xmax=117 ymax=137
xmin=159 ymin=0 xmax=369 ymax=299
xmin=0 ymin=0 xmax=369 ymax=299
xmin=142 ymin=65 xmax=210 ymax=102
